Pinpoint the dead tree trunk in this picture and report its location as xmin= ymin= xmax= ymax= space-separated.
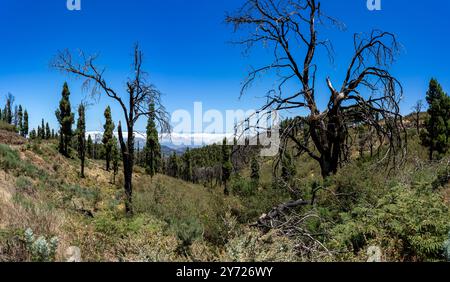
xmin=118 ymin=122 xmax=134 ymax=215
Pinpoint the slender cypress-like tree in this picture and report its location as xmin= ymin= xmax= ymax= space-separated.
xmin=420 ymin=79 xmax=450 ymax=160
xmin=76 ymin=104 xmax=86 ymax=178
xmin=4 ymin=93 xmax=13 ymax=124
xmin=40 ymin=119 xmax=45 ymax=139
xmin=111 ymin=136 xmax=120 ymax=184
xmin=221 ymin=138 xmax=232 ymax=195
xmin=17 ymin=105 xmax=23 ymax=135
xmin=250 ymin=155 xmax=260 ymax=185
xmin=102 ymin=106 xmax=115 ymax=171
xmin=182 ymin=148 xmax=193 ymax=182
xmin=45 ymin=123 xmax=51 ymax=139
xmin=22 ymin=110 xmax=29 ymax=137
xmin=87 ymin=135 xmax=93 ymax=159
xmin=55 ymin=82 xmax=74 ymax=157
xmin=168 ymin=152 xmax=179 ymax=178
xmin=144 ymin=102 xmax=161 ymax=178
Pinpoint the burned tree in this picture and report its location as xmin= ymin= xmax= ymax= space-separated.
xmin=53 ymin=44 xmax=170 ymax=214
xmin=227 ymin=0 xmax=406 ymax=178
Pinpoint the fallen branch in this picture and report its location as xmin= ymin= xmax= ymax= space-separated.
xmin=252 ymin=199 xmax=309 ymax=230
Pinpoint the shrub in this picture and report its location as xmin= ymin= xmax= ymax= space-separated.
xmin=329 ymin=185 xmax=450 ymax=261
xmin=230 ymin=175 xmax=257 ymax=197
xmin=432 ymin=166 xmax=450 ymax=190
xmin=171 ymin=217 xmax=203 ymax=256
xmin=0 ymin=120 xmax=17 ymax=132
xmin=444 ymin=231 xmax=450 ymax=262
xmin=0 ymin=144 xmax=21 ymax=173
xmin=0 ymin=144 xmax=41 ymax=178
xmin=24 ymin=228 xmax=58 ymax=262
xmin=223 ymin=228 xmax=297 ymax=262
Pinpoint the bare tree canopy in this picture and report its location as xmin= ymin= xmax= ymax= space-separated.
xmin=52 ymin=44 xmax=170 ymax=214
xmin=227 ymin=0 xmax=406 ymax=177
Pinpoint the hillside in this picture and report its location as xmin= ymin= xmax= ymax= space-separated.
xmin=2 ymin=115 xmax=450 ymax=262
xmin=0 ymin=134 xmax=293 ymax=262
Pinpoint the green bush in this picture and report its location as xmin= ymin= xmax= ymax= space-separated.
xmin=223 ymin=228 xmax=297 ymax=262
xmin=0 ymin=144 xmax=41 ymax=178
xmin=444 ymin=231 xmax=450 ymax=261
xmin=432 ymin=166 xmax=450 ymax=190
xmin=230 ymin=175 xmax=257 ymax=197
xmin=0 ymin=120 xmax=17 ymax=132
xmin=171 ymin=217 xmax=203 ymax=256
xmin=24 ymin=228 xmax=58 ymax=262
xmin=329 ymin=185 xmax=450 ymax=261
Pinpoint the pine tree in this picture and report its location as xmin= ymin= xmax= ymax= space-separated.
xmin=102 ymin=106 xmax=115 ymax=171
xmin=45 ymin=123 xmax=51 ymax=139
xmin=29 ymin=129 xmax=37 ymax=139
xmin=51 ymin=129 xmax=55 ymax=139
xmin=87 ymin=135 xmax=93 ymax=159
xmin=111 ymin=136 xmax=120 ymax=184
xmin=182 ymin=148 xmax=193 ymax=182
xmin=22 ymin=110 xmax=29 ymax=137
xmin=221 ymin=138 xmax=232 ymax=195
xmin=37 ymin=126 xmax=42 ymax=139
xmin=168 ymin=152 xmax=179 ymax=178
xmin=76 ymin=104 xmax=86 ymax=178
xmin=55 ymin=82 xmax=74 ymax=157
xmin=420 ymin=79 xmax=450 ymax=160
xmin=144 ymin=102 xmax=161 ymax=178
xmin=40 ymin=119 xmax=45 ymax=139
xmin=17 ymin=105 xmax=23 ymax=135
xmin=250 ymin=155 xmax=260 ymax=185
xmin=13 ymin=105 xmax=18 ymax=127
xmin=4 ymin=93 xmax=13 ymax=124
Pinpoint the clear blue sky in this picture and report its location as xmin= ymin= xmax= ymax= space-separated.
xmin=0 ymin=0 xmax=449 ymax=132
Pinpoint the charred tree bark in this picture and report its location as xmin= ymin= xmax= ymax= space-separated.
xmin=227 ymin=0 xmax=406 ymax=179
xmin=118 ymin=122 xmax=133 ymax=214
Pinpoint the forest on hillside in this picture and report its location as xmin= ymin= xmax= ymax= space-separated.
xmin=1 ymin=0 xmax=450 ymax=264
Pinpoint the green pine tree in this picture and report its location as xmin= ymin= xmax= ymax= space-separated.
xmin=4 ymin=93 xmax=13 ymax=124
xmin=102 ymin=106 xmax=115 ymax=171
xmin=221 ymin=138 xmax=232 ymax=195
xmin=45 ymin=122 xmax=51 ymax=140
xmin=182 ymin=148 xmax=193 ymax=182
xmin=144 ymin=102 xmax=161 ymax=178
xmin=76 ymin=104 xmax=86 ymax=178
xmin=17 ymin=105 xmax=23 ymax=135
xmin=111 ymin=136 xmax=120 ymax=184
xmin=250 ymin=155 xmax=260 ymax=185
xmin=55 ymin=82 xmax=74 ymax=157
xmin=22 ymin=110 xmax=29 ymax=137
xmin=41 ymin=119 xmax=45 ymax=139
xmin=420 ymin=79 xmax=450 ymax=160
xmin=168 ymin=152 xmax=179 ymax=178
xmin=87 ymin=135 xmax=93 ymax=159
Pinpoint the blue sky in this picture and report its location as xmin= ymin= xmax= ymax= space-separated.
xmin=0 ymin=0 xmax=449 ymax=133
